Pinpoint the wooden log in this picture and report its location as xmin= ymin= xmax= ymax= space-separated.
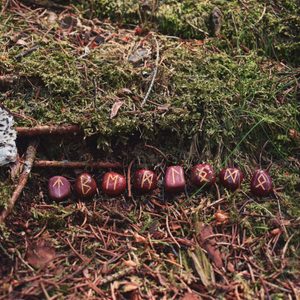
xmin=34 ymin=160 xmax=121 ymax=169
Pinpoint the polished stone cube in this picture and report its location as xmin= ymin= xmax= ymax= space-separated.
xmin=190 ymin=163 xmax=216 ymax=187
xmin=164 ymin=166 xmax=186 ymax=193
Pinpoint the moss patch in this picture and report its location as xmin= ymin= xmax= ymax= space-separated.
xmin=76 ymin=0 xmax=300 ymax=65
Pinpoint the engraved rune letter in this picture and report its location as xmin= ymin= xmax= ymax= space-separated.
xmin=255 ymin=174 xmax=267 ymax=190
xmin=196 ymin=167 xmax=209 ymax=182
xmin=81 ymin=176 xmax=92 ymax=195
xmin=224 ymin=169 xmax=238 ymax=183
xmin=171 ymin=168 xmax=183 ymax=184
xmin=141 ymin=172 xmax=154 ymax=189
xmin=53 ymin=178 xmax=64 ymax=197
xmin=106 ymin=174 xmax=119 ymax=190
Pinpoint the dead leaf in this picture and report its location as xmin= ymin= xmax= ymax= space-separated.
xmin=123 ymin=259 xmax=138 ymax=267
xmin=122 ymin=282 xmax=139 ymax=293
xmin=133 ymin=232 xmax=147 ymax=244
xmin=181 ymin=292 xmax=202 ymax=300
xmin=188 ymin=246 xmax=215 ymax=287
xmin=128 ymin=48 xmax=151 ymax=65
xmin=110 ymin=101 xmax=124 ymax=119
xmin=196 ymin=222 xmax=223 ymax=269
xmin=214 ymin=210 xmax=229 ymax=225
xmin=16 ymin=39 xmax=28 ymax=46
xmin=26 ymin=239 xmax=56 ymax=269
xmin=227 ymin=261 xmax=235 ymax=273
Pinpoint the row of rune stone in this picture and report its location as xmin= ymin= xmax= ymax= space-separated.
xmin=48 ymin=164 xmax=273 ymax=201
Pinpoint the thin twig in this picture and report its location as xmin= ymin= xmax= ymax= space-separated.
xmin=33 ymin=160 xmax=121 ymax=169
xmin=166 ymin=214 xmax=181 ymax=249
xmin=16 ymin=125 xmax=82 ymax=136
xmin=0 ymin=140 xmax=38 ymax=223
xmin=100 ymin=267 xmax=135 ymax=285
xmin=141 ymin=37 xmax=159 ymax=107
xmin=127 ymin=160 xmax=135 ymax=198
xmin=15 ymin=46 xmax=39 ymax=61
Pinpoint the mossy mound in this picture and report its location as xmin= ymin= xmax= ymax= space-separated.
xmin=1 ymin=7 xmax=299 ymax=160
xmin=76 ymin=0 xmax=300 ymax=65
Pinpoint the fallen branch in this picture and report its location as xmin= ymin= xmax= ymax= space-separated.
xmin=16 ymin=125 xmax=82 ymax=136
xmin=0 ymin=140 xmax=38 ymax=223
xmin=34 ymin=160 xmax=121 ymax=169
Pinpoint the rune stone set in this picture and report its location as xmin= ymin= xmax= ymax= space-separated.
xmin=48 ymin=164 xmax=273 ymax=201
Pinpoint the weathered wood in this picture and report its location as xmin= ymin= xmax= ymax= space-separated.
xmin=0 ymin=140 xmax=38 ymax=223
xmin=34 ymin=160 xmax=121 ymax=169
xmin=16 ymin=125 xmax=82 ymax=136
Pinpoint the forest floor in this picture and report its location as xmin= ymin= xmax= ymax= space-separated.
xmin=0 ymin=1 xmax=299 ymax=299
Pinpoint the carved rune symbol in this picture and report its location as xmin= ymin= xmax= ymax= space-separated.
xmin=141 ymin=172 xmax=153 ymax=189
xmin=224 ymin=169 xmax=238 ymax=183
xmin=81 ymin=176 xmax=92 ymax=195
xmin=196 ymin=167 xmax=209 ymax=182
xmin=171 ymin=168 xmax=183 ymax=184
xmin=106 ymin=174 xmax=119 ymax=190
xmin=255 ymin=174 xmax=267 ymax=190
xmin=53 ymin=178 xmax=64 ymax=197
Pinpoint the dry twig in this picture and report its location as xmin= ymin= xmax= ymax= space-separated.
xmin=33 ymin=160 xmax=121 ymax=169
xmin=16 ymin=125 xmax=82 ymax=136
xmin=0 ymin=140 xmax=38 ymax=223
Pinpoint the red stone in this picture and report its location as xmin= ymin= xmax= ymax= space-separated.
xmin=134 ymin=169 xmax=157 ymax=192
xmin=75 ymin=173 xmax=97 ymax=198
xmin=101 ymin=172 xmax=126 ymax=196
xmin=48 ymin=176 xmax=71 ymax=201
xmin=165 ymin=166 xmax=186 ymax=193
xmin=219 ymin=167 xmax=244 ymax=191
xmin=250 ymin=169 xmax=273 ymax=197
xmin=190 ymin=164 xmax=216 ymax=187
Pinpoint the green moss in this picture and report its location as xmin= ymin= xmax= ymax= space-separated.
xmin=78 ymin=0 xmax=300 ymax=65
xmin=1 ymin=24 xmax=298 ymax=158
xmin=0 ymin=180 xmax=14 ymax=210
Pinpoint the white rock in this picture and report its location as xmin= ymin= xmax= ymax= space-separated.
xmin=0 ymin=107 xmax=17 ymax=166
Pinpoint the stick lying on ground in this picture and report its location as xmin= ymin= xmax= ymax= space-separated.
xmin=34 ymin=160 xmax=122 ymax=169
xmin=16 ymin=125 xmax=82 ymax=136
xmin=0 ymin=140 xmax=38 ymax=223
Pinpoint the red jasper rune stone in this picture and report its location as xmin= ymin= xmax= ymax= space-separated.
xmin=134 ymin=169 xmax=157 ymax=192
xmin=48 ymin=176 xmax=71 ymax=201
xmin=165 ymin=166 xmax=186 ymax=193
xmin=250 ymin=169 xmax=273 ymax=197
xmin=101 ymin=172 xmax=126 ymax=196
xmin=190 ymin=164 xmax=216 ymax=187
xmin=219 ymin=167 xmax=244 ymax=191
xmin=75 ymin=173 xmax=97 ymax=198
